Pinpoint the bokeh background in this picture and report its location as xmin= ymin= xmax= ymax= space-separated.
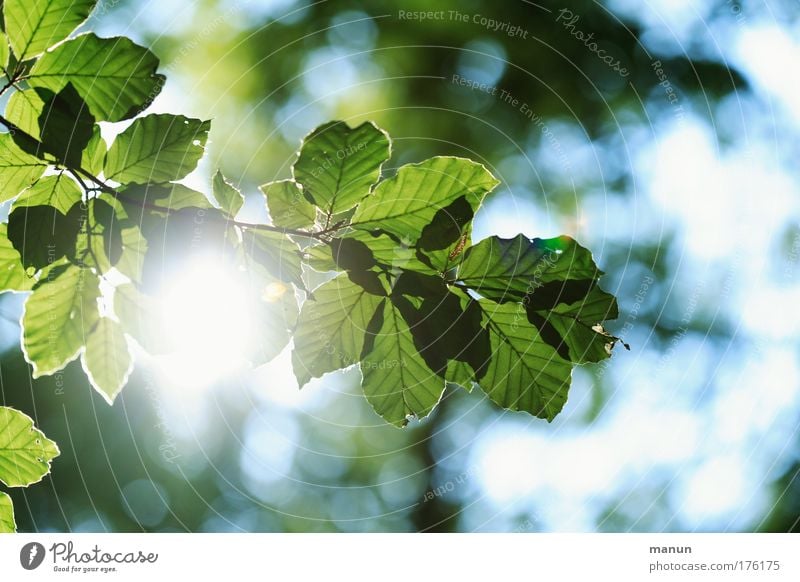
xmin=2 ymin=0 xmax=800 ymax=532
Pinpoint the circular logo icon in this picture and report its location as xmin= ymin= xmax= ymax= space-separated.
xmin=20 ymin=542 xmax=46 ymax=570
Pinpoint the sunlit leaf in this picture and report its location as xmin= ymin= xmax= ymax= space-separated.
xmin=21 ymin=264 xmax=100 ymax=377
xmin=212 ymin=170 xmax=244 ymax=217
xmin=477 ymin=300 xmax=573 ymax=421
xmin=0 ymin=405 xmax=60 ymax=487
xmin=105 ymin=114 xmax=210 ymax=184
xmin=5 ymin=85 xmax=94 ymax=167
xmin=241 ymin=229 xmax=304 ymax=290
xmin=81 ymin=317 xmax=132 ymax=404
xmin=260 ymin=179 xmax=316 ymax=230
xmin=0 ymin=491 xmax=14 ymax=533
xmin=360 ymin=299 xmax=445 ymax=427
xmin=4 ymin=0 xmax=97 ymax=61
xmin=81 ymin=125 xmax=106 ymax=176
xmin=11 ymin=173 xmax=82 ymax=214
xmin=113 ymin=283 xmax=170 ymax=354
xmin=292 ymin=274 xmax=384 ymax=387
xmin=0 ymin=224 xmax=33 ymax=292
xmin=351 ymin=157 xmax=499 ymax=243
xmin=28 ymin=33 xmax=164 ymax=122
xmin=0 ymin=31 xmax=9 ymax=72
xmin=0 ymin=133 xmax=48 ymax=203
xmin=293 ymin=120 xmax=390 ymax=218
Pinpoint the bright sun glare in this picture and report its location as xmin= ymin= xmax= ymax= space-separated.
xmin=154 ymin=254 xmax=254 ymax=390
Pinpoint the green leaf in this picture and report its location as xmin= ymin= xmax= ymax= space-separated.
xmin=113 ymin=283 xmax=169 ymax=354
xmin=416 ymin=195 xmax=474 ymax=272
xmin=67 ymin=198 xmax=123 ymax=272
xmin=81 ymin=317 xmax=132 ymax=404
xmin=292 ymin=274 xmax=384 ymax=387
xmin=5 ymin=85 xmax=94 ymax=167
xmin=0 ymin=31 xmax=9 ymax=72
xmin=242 ymin=262 xmax=298 ymax=366
xmin=341 ymin=230 xmax=434 ymax=274
xmin=0 ymin=405 xmax=60 ymax=487
xmin=241 ymin=229 xmax=305 ymax=290
xmin=360 ymin=299 xmax=445 ymax=427
xmin=351 ymin=157 xmax=499 ymax=243
xmin=28 ymin=33 xmax=165 ymax=122
xmin=21 ymin=264 xmax=100 ymax=377
xmin=0 ymin=224 xmax=34 ymax=292
xmin=11 ymin=173 xmax=82 ymax=214
xmin=0 ymin=491 xmax=14 ymax=533
xmin=7 ymin=204 xmax=82 ymax=270
xmin=260 ymin=179 xmax=316 ymax=230
xmin=81 ymin=125 xmax=106 ymax=176
xmin=293 ymin=120 xmax=390 ymax=217
xmin=212 ymin=170 xmax=244 ymax=217
xmin=525 ymin=282 xmax=619 ymax=364
xmin=477 ymin=301 xmax=573 ymax=421
xmin=105 ymin=114 xmax=210 ymax=184
xmin=4 ymin=0 xmax=97 ymax=61
xmin=455 ymin=235 xmax=603 ymax=302
xmin=121 ymin=183 xmax=212 ymax=217
xmin=0 ymin=133 xmax=48 ymax=203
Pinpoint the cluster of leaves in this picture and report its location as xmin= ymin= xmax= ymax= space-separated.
xmin=0 ymin=1 xmax=621 ymax=530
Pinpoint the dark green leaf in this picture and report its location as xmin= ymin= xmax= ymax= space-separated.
xmin=525 ymin=283 xmax=619 ymax=363
xmin=7 ymin=203 xmax=82 ymax=270
xmin=456 ymin=234 xmax=603 ymax=302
